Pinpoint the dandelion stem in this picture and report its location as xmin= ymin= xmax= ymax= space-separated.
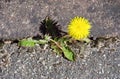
xmin=50 ymin=39 xmax=62 ymax=50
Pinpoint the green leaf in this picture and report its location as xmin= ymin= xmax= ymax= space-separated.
xmin=37 ymin=40 xmax=48 ymax=44
xmin=18 ymin=38 xmax=37 ymax=47
xmin=51 ymin=44 xmax=62 ymax=55
xmin=44 ymin=35 xmax=51 ymax=41
xmin=60 ymin=40 xmax=75 ymax=61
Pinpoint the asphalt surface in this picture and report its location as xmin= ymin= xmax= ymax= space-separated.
xmin=0 ymin=0 xmax=120 ymax=40
xmin=0 ymin=0 xmax=120 ymax=79
xmin=0 ymin=37 xmax=120 ymax=79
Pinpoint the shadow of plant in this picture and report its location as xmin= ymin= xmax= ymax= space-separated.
xmin=39 ymin=16 xmax=66 ymax=39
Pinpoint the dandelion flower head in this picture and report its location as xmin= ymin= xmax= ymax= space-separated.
xmin=68 ymin=16 xmax=92 ymax=40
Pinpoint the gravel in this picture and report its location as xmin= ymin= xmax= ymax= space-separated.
xmin=0 ymin=37 xmax=120 ymax=79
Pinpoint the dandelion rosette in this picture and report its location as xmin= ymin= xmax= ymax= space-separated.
xmin=68 ymin=16 xmax=92 ymax=40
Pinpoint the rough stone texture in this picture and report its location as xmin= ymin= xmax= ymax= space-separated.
xmin=0 ymin=37 xmax=120 ymax=79
xmin=0 ymin=0 xmax=120 ymax=79
xmin=0 ymin=0 xmax=120 ymax=40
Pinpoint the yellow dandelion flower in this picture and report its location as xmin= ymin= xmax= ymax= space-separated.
xmin=68 ymin=16 xmax=92 ymax=40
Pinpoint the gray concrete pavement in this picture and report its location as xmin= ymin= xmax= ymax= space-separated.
xmin=0 ymin=0 xmax=120 ymax=40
